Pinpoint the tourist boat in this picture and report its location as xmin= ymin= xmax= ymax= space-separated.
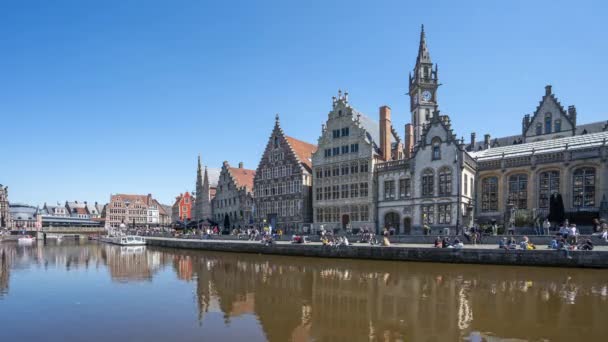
xmin=100 ymin=235 xmax=146 ymax=246
xmin=17 ymin=235 xmax=36 ymax=244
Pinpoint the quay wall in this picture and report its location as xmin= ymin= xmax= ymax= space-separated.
xmin=145 ymin=237 xmax=608 ymax=269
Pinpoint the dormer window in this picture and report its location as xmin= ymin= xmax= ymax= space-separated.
xmin=544 ymin=113 xmax=552 ymax=134
xmin=555 ymin=119 xmax=561 ymax=133
xmin=536 ymin=123 xmax=542 ymax=135
xmin=273 ymin=136 xmax=279 ymax=148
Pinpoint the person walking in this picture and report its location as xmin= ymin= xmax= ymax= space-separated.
xmin=542 ymin=218 xmax=551 ymax=235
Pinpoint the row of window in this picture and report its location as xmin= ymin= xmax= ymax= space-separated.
xmin=215 ymin=196 xmax=248 ymax=209
xmin=256 ymin=200 xmax=302 ymax=218
xmin=421 ymin=203 xmax=452 ymax=225
xmin=260 ymin=165 xmax=295 ymax=180
xmin=422 ymin=168 xmax=452 ymax=196
xmin=315 ymin=161 xmax=369 ymax=179
xmin=255 ymin=180 xmax=302 ymax=197
xmin=480 ymin=167 xmax=596 ymax=212
xmin=315 ymin=205 xmax=370 ymax=223
xmin=535 ymin=112 xmax=562 ymax=135
xmin=315 ymin=183 xmax=370 ymax=201
xmin=323 ymin=143 xmax=360 ymax=158
xmin=332 ymin=127 xmax=350 ymax=138
xmin=383 ymin=179 xmax=411 ymax=199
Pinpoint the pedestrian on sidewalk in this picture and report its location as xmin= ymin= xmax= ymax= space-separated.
xmin=542 ymin=218 xmax=551 ymax=235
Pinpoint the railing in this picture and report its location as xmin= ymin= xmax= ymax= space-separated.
xmin=375 ymin=159 xmax=410 ymax=173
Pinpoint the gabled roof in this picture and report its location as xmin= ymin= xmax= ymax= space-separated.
xmin=112 ymin=194 xmax=153 ymax=206
xmin=525 ymin=86 xmax=574 ymax=136
xmin=228 ymin=167 xmax=256 ymax=192
xmin=285 ymin=136 xmax=317 ymax=170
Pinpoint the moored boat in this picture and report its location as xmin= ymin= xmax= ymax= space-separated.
xmin=17 ymin=235 xmax=36 ymax=244
xmin=100 ymin=235 xmax=146 ymax=246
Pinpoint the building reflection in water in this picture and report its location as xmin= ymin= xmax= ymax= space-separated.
xmin=1 ymin=242 xmax=607 ymax=341
xmin=177 ymin=250 xmax=608 ymax=342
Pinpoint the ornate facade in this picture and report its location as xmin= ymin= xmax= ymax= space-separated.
xmin=213 ymin=161 xmax=256 ymax=230
xmin=253 ymin=115 xmax=317 ymax=233
xmin=375 ymin=25 xmax=607 ymax=233
xmin=312 ymin=92 xmax=403 ymax=232
xmin=0 ymin=185 xmax=9 ymax=229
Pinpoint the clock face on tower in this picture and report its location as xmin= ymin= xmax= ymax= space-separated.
xmin=422 ymin=90 xmax=432 ymax=102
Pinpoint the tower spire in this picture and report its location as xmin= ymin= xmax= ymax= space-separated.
xmin=416 ymin=24 xmax=432 ymax=65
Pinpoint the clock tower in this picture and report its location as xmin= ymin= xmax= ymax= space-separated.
xmin=409 ymin=24 xmax=439 ymax=143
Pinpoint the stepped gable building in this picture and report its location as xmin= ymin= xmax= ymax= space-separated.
xmin=0 ymin=185 xmax=10 ymax=228
xmin=213 ymin=161 xmax=256 ymax=230
xmin=254 ymin=115 xmax=317 ymax=233
xmin=106 ymin=193 xmax=163 ymax=228
xmin=193 ymin=155 xmax=214 ymax=223
xmin=312 ymin=91 xmax=404 ymax=232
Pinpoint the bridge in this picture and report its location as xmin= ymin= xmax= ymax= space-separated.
xmin=7 ymin=227 xmax=106 ymax=241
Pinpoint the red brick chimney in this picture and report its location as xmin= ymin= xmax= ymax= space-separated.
xmin=379 ymin=106 xmax=391 ymax=162
xmin=404 ymin=123 xmax=414 ymax=159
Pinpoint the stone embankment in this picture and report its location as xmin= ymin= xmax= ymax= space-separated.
xmin=145 ymin=237 xmax=608 ymax=269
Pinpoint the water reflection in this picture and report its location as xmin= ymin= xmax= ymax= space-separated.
xmin=0 ymin=241 xmax=607 ymax=341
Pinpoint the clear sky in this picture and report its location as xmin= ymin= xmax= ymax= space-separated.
xmin=1 ymin=0 xmax=606 ymax=206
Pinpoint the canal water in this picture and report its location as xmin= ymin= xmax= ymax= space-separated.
xmin=0 ymin=241 xmax=606 ymax=341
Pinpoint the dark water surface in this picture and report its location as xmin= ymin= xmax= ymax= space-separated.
xmin=0 ymin=241 xmax=606 ymax=341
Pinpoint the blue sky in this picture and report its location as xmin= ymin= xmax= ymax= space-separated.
xmin=1 ymin=0 xmax=606 ymax=206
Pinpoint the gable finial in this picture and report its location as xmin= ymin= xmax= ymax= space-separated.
xmin=275 ymin=113 xmax=280 ymax=124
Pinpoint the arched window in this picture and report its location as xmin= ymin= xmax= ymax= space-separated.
xmin=554 ymin=119 xmax=561 ymax=133
xmin=432 ymin=137 xmax=441 ymax=160
xmin=481 ymin=177 xmax=498 ymax=212
xmin=538 ymin=171 xmax=559 ymax=209
xmin=508 ymin=174 xmax=528 ymax=209
xmin=438 ymin=167 xmax=452 ymax=195
xmin=422 ymin=169 xmax=434 ymax=196
xmin=573 ymin=168 xmax=596 ymax=208
xmin=273 ymin=136 xmax=279 ymax=148
xmin=545 ymin=113 xmax=552 ymax=134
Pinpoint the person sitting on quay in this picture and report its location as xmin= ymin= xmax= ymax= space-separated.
xmin=558 ymin=223 xmax=569 ymax=239
xmin=441 ymin=236 xmax=451 ymax=248
xmin=548 ymin=236 xmax=559 ymax=249
xmin=498 ymin=237 xmax=508 ymax=249
xmin=579 ymin=238 xmax=594 ymax=251
xmin=557 ymin=237 xmax=573 ymax=259
xmin=602 ymin=222 xmax=608 ymax=242
xmin=434 ymin=236 xmax=442 ymax=248
xmin=568 ymin=224 xmax=579 ymax=245
xmin=382 ymin=234 xmax=391 ymax=246
xmin=452 ymin=238 xmax=464 ymax=249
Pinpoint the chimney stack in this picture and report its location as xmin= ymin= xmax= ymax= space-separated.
xmin=568 ymin=105 xmax=577 ymax=126
xmin=484 ymin=134 xmax=491 ymax=149
xmin=379 ymin=106 xmax=392 ymax=162
xmin=238 ymin=162 xmax=244 ymax=169
xmin=404 ymin=123 xmax=414 ymax=159
xmin=470 ymin=132 xmax=476 ymax=148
